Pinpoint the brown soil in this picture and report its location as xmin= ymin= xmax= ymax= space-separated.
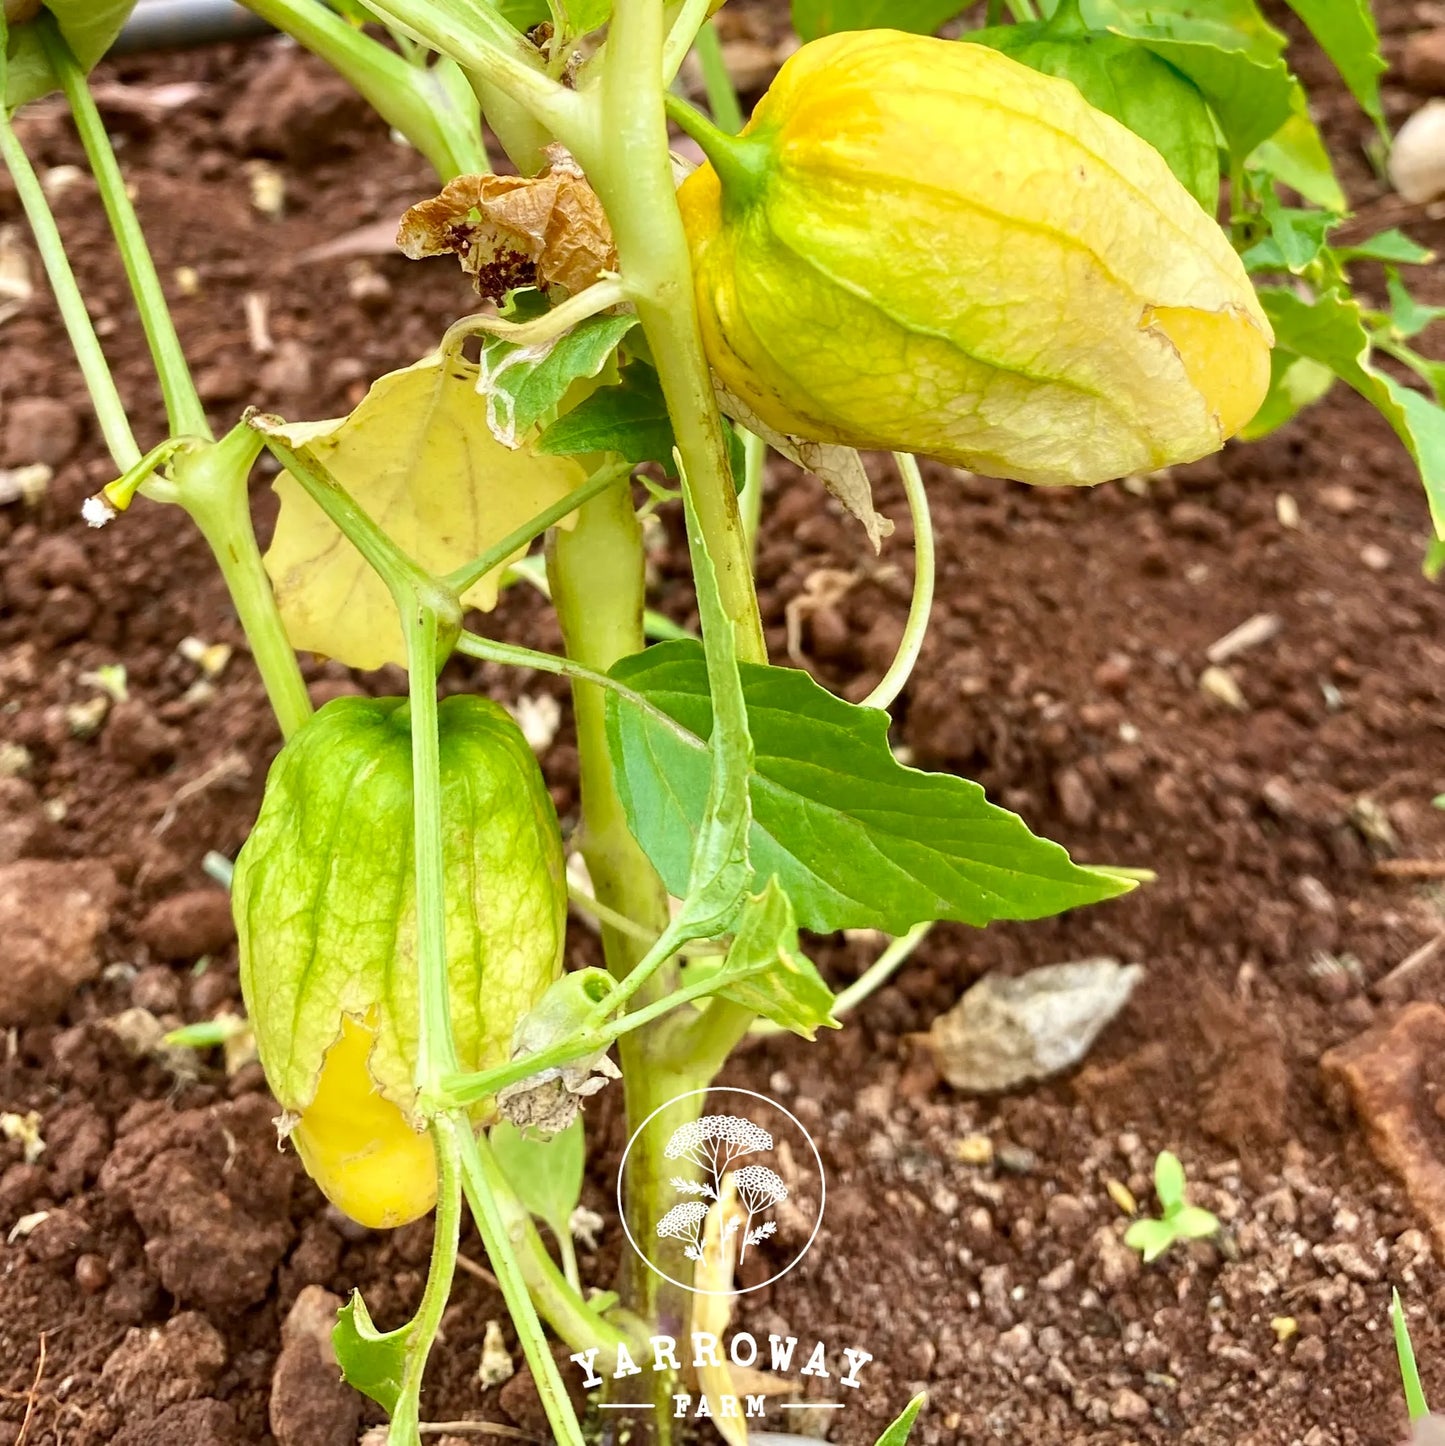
xmin=2 ymin=7 xmax=1445 ymax=1446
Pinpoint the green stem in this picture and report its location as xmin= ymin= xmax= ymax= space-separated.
xmin=694 ymin=19 xmax=745 ymax=134
xmin=576 ymin=2 xmax=767 ymax=667
xmin=42 ymin=16 xmax=208 ymax=441
xmin=738 ymin=428 xmax=766 ymax=565
xmin=443 ymin=462 xmax=629 ymax=595
xmin=403 ymin=603 xmax=459 ymax=1097
xmin=457 ymin=1129 xmax=587 ymax=1446
xmin=0 ymin=98 xmax=138 ymax=471
xmin=454 ymin=630 xmax=693 ymax=745
xmin=442 ymin=959 xmax=745 ymax=1107
xmin=361 ymin=0 xmax=588 ymax=149
xmin=439 ymin=280 xmax=630 ymax=358
xmin=861 ymin=453 xmax=934 ymax=712
xmin=389 ymin=1119 xmax=464 ymax=1446
xmin=173 ymin=425 xmax=314 ymax=740
xmin=661 ymin=0 xmax=713 ymax=86
xmin=241 ymin=0 xmax=487 ymax=179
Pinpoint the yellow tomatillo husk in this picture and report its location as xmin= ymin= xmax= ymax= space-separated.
xmin=234 ymin=695 xmax=567 ymax=1228
xmin=677 ymin=29 xmax=1273 ymax=486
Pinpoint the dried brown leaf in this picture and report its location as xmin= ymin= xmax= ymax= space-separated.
xmin=397 ymin=145 xmax=616 ymax=302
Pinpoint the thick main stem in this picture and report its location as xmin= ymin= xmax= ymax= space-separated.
xmin=574 ymin=0 xmax=766 ymax=668
xmin=549 ymin=489 xmax=704 ymax=1433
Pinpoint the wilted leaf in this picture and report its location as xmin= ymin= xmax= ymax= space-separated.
xmin=716 ymin=383 xmax=892 ymax=551
xmin=259 ymin=355 xmax=586 ymax=669
xmin=398 ymin=145 xmax=616 ymax=302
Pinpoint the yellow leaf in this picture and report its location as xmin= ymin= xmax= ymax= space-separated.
xmin=263 ymin=355 xmax=586 ymax=670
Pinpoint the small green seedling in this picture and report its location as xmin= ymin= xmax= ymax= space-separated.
xmin=1123 ymin=1151 xmax=1220 ymax=1263
xmin=1393 ymin=1288 xmax=1430 ymax=1425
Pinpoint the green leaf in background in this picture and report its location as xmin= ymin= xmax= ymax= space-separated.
xmin=1335 ymin=230 xmax=1435 ymax=267
xmin=540 ymin=362 xmax=746 ymax=484
xmin=697 ymin=879 xmax=839 ymax=1039
xmin=1261 ymin=286 xmax=1445 ymax=537
xmin=791 ymin=0 xmax=967 ymax=42
xmin=875 ymin=1393 xmax=928 ymax=1446
xmin=333 ymin=1291 xmax=410 ymax=1414
xmin=1248 ymin=97 xmax=1345 ymax=212
xmin=1237 ymin=349 xmax=1334 ymax=440
xmin=491 ymin=1117 xmax=585 ymax=1246
xmin=5 ymin=0 xmax=137 ymax=110
xmin=477 ymin=311 xmax=636 ymax=447
xmin=1075 ymin=0 xmax=1294 ymax=158
xmin=1282 ymin=0 xmax=1386 ymax=135
xmin=539 ymin=361 xmax=677 ymax=469
xmin=1386 ymin=271 xmax=1445 ymax=344
xmin=495 ymin=0 xmax=551 ymax=30
xmin=968 ymin=2 xmax=1218 ymax=211
xmin=605 ymin=641 xmax=1133 ymax=935
xmin=1240 ymin=193 xmax=1339 ymax=274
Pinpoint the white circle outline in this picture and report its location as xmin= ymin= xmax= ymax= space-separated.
xmin=616 ymin=1086 xmax=826 ymax=1297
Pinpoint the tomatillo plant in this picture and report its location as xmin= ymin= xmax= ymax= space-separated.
xmin=4 ymin=0 xmax=1438 ymax=1441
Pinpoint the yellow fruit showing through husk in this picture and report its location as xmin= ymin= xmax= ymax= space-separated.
xmin=290 ymin=1016 xmax=438 ymax=1230
xmin=677 ymin=30 xmax=1273 ymax=486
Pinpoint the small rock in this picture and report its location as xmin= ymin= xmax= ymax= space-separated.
xmin=1403 ymin=28 xmax=1445 ymax=93
xmin=0 ymin=859 xmax=119 ymax=1025
xmin=75 ymin=1252 xmax=111 ymax=1293
xmin=1360 ymin=543 xmax=1392 ymax=572
xmin=1110 ymin=1388 xmax=1151 ymax=1423
xmin=1318 ymin=484 xmax=1357 ymax=515
xmin=131 ymin=966 xmax=183 ymax=1015
xmin=1294 ymin=1336 xmax=1327 ymax=1370
xmin=137 ymin=889 xmax=236 ymax=960
xmin=1 ymin=396 xmax=81 ymax=468
xmin=1054 ymin=766 xmax=1095 ymax=827
xmin=0 ymin=776 xmax=55 ymax=864
xmin=270 ymin=1286 xmax=361 ymax=1446
xmin=926 ymin=958 xmax=1142 ymax=1093
xmin=1044 ymin=1193 xmax=1089 ymax=1234
xmin=113 ymin=1399 xmax=240 ymax=1446
xmin=1391 ymin=100 xmax=1445 ymax=203
xmin=1090 ymin=1224 xmax=1141 ymax=1292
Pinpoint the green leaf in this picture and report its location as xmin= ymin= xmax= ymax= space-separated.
xmin=1426 ymin=544 xmax=1445 ymax=584
xmin=538 ymin=361 xmax=677 ymax=470
xmin=1170 ymin=1204 xmax=1221 ymax=1240
xmin=540 ymin=362 xmax=745 ymax=486
xmin=792 ymin=0 xmax=965 ymax=42
xmin=1249 ymin=98 xmax=1346 ymax=211
xmin=1154 ymin=1150 xmax=1186 ymax=1210
xmin=605 ymin=641 xmax=1132 ymax=935
xmin=1241 ymin=196 xmax=1338 ymax=274
xmin=874 ymin=1393 xmax=928 ymax=1446
xmin=478 ymin=311 xmax=637 ymax=446
xmin=495 ymin=0 xmax=552 ymax=30
xmin=1237 ymin=349 xmax=1334 ymax=440
xmin=1335 ymin=230 xmax=1435 ymax=267
xmin=334 ymin=1291 xmax=410 ymax=1414
xmin=1282 ymin=0 xmax=1386 ymax=134
xmin=5 ymin=1 xmax=138 ymax=110
xmin=967 ymin=10 xmax=1219 ymax=211
xmin=1261 ymin=286 xmax=1445 ymax=537
xmin=560 ymin=0 xmax=611 ymax=33
xmin=699 ymin=879 xmax=839 ymax=1039
xmin=1078 ymin=0 xmax=1294 ymax=158
xmin=1123 ymin=1218 xmax=1176 ymax=1263
xmin=490 ymin=1117 xmax=585 ymax=1241
xmin=1387 ymin=271 xmax=1445 ymax=342
xmin=1392 ymin=1288 xmax=1431 ymax=1422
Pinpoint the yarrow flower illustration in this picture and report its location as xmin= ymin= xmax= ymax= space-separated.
xmin=656 ymin=1201 xmax=709 ymax=1262
xmin=663 ymin=1114 xmax=772 ymax=1201
xmin=733 ymin=1164 xmax=787 ymax=1260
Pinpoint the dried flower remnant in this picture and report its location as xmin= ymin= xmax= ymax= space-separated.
xmin=397 ymin=145 xmax=617 ymax=302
